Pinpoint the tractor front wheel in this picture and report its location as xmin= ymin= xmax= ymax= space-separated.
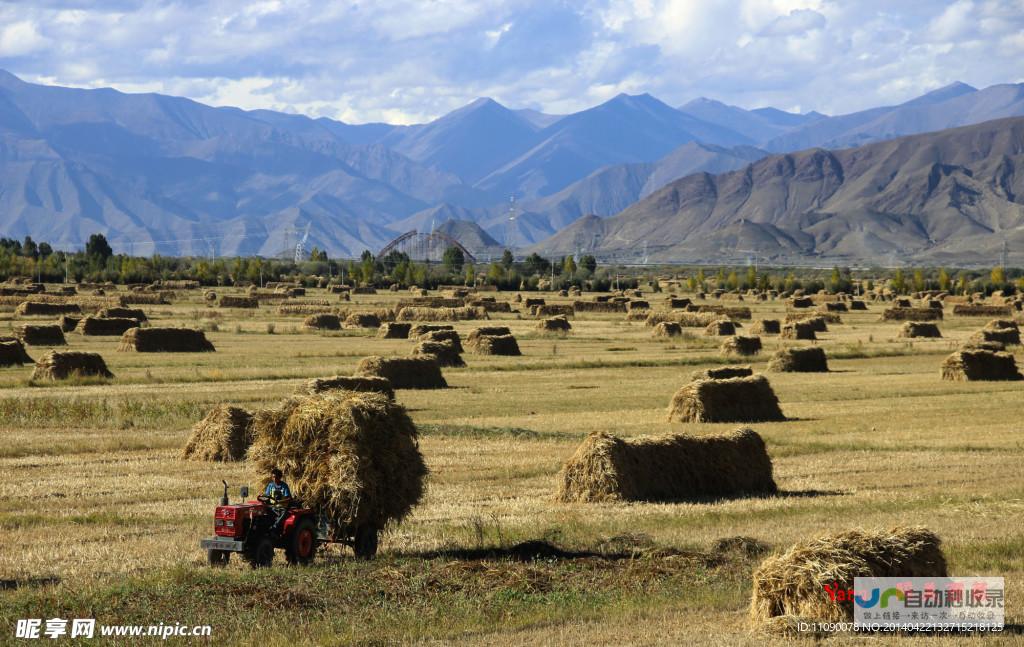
xmin=207 ymin=549 xmax=230 ymax=567
xmin=243 ymin=536 xmax=275 ymax=568
xmin=353 ymin=526 xmax=378 ymax=559
xmin=285 ymin=518 xmax=317 ymax=566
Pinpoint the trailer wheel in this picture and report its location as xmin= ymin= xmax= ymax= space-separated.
xmin=286 ymin=518 xmax=317 ymax=566
xmin=353 ymin=526 xmax=378 ymax=559
xmin=207 ymin=549 xmax=230 ymax=567
xmin=243 ymin=536 xmax=275 ymax=568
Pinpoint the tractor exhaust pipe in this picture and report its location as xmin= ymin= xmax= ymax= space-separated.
xmin=220 ymin=480 xmax=229 ymax=506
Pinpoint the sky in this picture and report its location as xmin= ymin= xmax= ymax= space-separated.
xmin=0 ymin=0 xmax=1021 ymax=125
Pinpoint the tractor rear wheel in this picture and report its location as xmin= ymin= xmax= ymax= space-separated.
xmin=285 ymin=518 xmax=317 ymax=566
xmin=243 ymin=536 xmax=275 ymax=568
xmin=207 ymin=549 xmax=230 ymax=567
xmin=353 ymin=525 xmax=378 ymax=559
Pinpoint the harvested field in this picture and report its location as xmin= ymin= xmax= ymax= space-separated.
xmin=668 ymin=375 xmax=784 ymax=423
xmin=767 ymin=347 xmax=829 ymax=372
xmin=31 ymin=350 xmax=113 ymax=380
xmin=118 ymin=327 xmax=215 ymax=352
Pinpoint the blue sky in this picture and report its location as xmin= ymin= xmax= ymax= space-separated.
xmin=0 ymin=0 xmax=1021 ymax=124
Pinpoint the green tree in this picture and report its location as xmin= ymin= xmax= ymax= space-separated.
xmin=523 ymin=253 xmax=550 ymax=275
xmin=22 ymin=236 xmax=38 ymax=259
xmin=86 ymin=234 xmax=113 ymax=263
xmin=442 ymin=246 xmax=465 ymax=273
xmin=360 ymin=251 xmax=375 ymax=285
xmin=579 ymin=254 xmax=597 ymax=273
xmin=309 ymin=246 xmax=328 ymax=262
xmin=563 ymin=255 xmax=576 ymax=277
xmin=726 ymin=271 xmax=739 ymax=290
xmin=501 ymin=249 xmax=514 ymax=269
xmin=991 ymin=266 xmax=1006 ymax=286
xmin=938 ymin=268 xmax=950 ymax=292
xmin=912 ymin=269 xmax=925 ymax=292
xmin=745 ymin=266 xmax=757 ymax=290
xmin=696 ymin=268 xmax=706 ymax=291
xmin=464 ymin=263 xmax=475 ymax=286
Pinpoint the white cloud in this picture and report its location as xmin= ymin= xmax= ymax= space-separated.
xmin=0 ymin=20 xmax=49 ymax=56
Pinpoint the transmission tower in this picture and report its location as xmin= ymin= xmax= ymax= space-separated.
xmin=294 ymin=223 xmax=311 ymax=264
xmin=504 ymin=196 xmax=517 ymax=253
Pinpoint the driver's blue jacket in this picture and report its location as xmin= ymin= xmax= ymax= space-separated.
xmin=264 ymin=481 xmax=291 ymax=501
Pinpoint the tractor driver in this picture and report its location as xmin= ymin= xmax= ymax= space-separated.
xmin=263 ymin=468 xmax=293 ymax=533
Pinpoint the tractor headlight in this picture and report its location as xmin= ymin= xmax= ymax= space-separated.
xmin=225 ymin=520 xmax=234 ymax=527
xmin=215 ymin=519 xmax=224 ymax=526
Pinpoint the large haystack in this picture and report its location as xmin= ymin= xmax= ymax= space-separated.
xmin=899 ymin=322 xmax=941 ymax=338
xmin=0 ymin=339 xmax=33 ymax=366
xmin=305 ymin=375 xmax=395 ymax=400
xmin=704 ymin=319 xmax=736 ymax=336
xmin=466 ymin=326 xmax=512 ymax=346
xmin=786 ymin=315 xmax=827 ymax=332
xmin=468 ymin=333 xmax=521 ymax=356
xmin=652 ymin=321 xmax=683 ymax=337
xmin=377 ymin=322 xmax=411 ymax=339
xmin=537 ymin=316 xmax=572 ymax=334
xmin=117 ymin=327 xmax=215 ymax=352
xmin=416 ymin=329 xmax=463 ymax=352
xmin=555 ymin=428 xmax=776 ymax=503
xmin=97 ymin=307 xmax=147 ymax=321
xmin=751 ymin=319 xmax=780 ymax=335
xmin=721 ymin=335 xmax=761 ymax=356
xmin=750 ymin=527 xmax=947 ymax=624
xmin=411 ymin=340 xmax=465 ymax=367
xmin=181 ymin=405 xmax=254 ymax=462
xmin=690 ymin=365 xmax=753 ymax=381
xmin=767 ymin=347 xmax=828 ymax=372
xmin=780 ymin=321 xmax=815 ymax=340
xmin=355 ymin=355 xmax=447 ymax=389
xmin=396 ymin=306 xmax=487 ymax=321
xmin=668 ymin=375 xmax=785 ymax=423
xmin=303 ymin=313 xmax=341 ymax=330
xmin=345 ymin=312 xmax=382 ymax=329
xmin=31 ymin=350 xmax=113 ymax=380
xmin=220 ymin=295 xmax=259 ymax=309
xmin=941 ymin=350 xmax=1022 ymax=381
xmin=17 ymin=324 xmax=66 ymax=346
xmin=75 ymin=316 xmax=140 ymax=336
xmin=247 ymin=392 xmax=428 ymax=530
xmin=849 ymin=300 xmax=867 ymax=310
xmin=972 ymin=327 xmax=1020 ymax=345
xmin=14 ymin=301 xmax=81 ymax=316
xmin=953 ymin=304 xmax=1013 ymax=317
xmin=882 ymin=307 xmax=943 ymax=321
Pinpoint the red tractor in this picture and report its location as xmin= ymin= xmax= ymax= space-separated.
xmin=199 ymin=481 xmax=379 ymax=567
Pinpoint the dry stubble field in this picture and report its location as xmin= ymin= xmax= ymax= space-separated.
xmin=1 ymin=287 xmax=1023 ymax=645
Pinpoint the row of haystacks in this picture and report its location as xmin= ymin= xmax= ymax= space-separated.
xmin=721 ymin=335 xmax=761 ymax=356
xmin=396 ymin=306 xmax=487 ymax=322
xmin=750 ymin=526 xmax=947 ymax=625
xmin=953 ymin=304 xmax=1013 ymax=317
xmin=31 ymin=350 xmax=113 ymax=380
xmin=899 ymin=321 xmax=941 ymax=338
xmin=537 ymin=315 xmax=572 ymax=334
xmin=767 ymin=347 xmax=829 ymax=372
xmin=669 ymin=375 xmax=785 ymax=423
xmin=76 ymin=316 xmax=140 ymax=336
xmin=555 ymin=428 xmax=776 ymax=503
xmin=305 ymin=375 xmax=395 ymax=400
xmin=117 ymin=327 xmax=215 ymax=352
xmin=882 ymin=307 xmax=943 ymax=321
xmin=941 ymin=349 xmax=1022 ymax=381
xmin=98 ymin=307 xmax=147 ymax=321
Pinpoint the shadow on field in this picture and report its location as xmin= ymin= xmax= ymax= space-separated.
xmin=774 ymin=488 xmax=847 ymax=499
xmin=0 ymin=576 xmax=61 ymax=590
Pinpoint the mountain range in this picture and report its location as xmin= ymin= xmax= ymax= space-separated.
xmin=0 ymin=69 xmax=1023 ymax=263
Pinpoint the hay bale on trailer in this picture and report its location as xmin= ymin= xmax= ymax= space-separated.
xmin=220 ymin=295 xmax=259 ymax=309
xmin=117 ymin=327 xmax=215 ymax=352
xmin=355 ymin=356 xmax=447 ymax=389
xmin=721 ymin=335 xmax=762 ymax=356
xmin=76 ymin=316 xmax=140 ymax=336
xmin=416 ymin=329 xmax=463 ymax=352
xmin=953 ymin=304 xmax=1013 ymax=317
xmin=305 ymin=375 xmax=394 ymax=400
xmin=653 ymin=321 xmax=683 ymax=337
xmin=668 ymin=375 xmax=784 ymax=423
xmin=767 ymin=347 xmax=829 ymax=372
xmin=537 ymin=315 xmax=572 ymax=334
xmin=750 ymin=527 xmax=947 ymax=625
xmin=899 ymin=322 xmax=941 ymax=338
xmin=31 ymin=350 xmax=113 ymax=380
xmin=304 ymin=314 xmax=342 ymax=330
xmin=58 ymin=315 xmax=82 ymax=333
xmin=181 ymin=405 xmax=254 ymax=462
xmin=780 ymin=321 xmax=816 ymax=340
xmin=17 ymin=324 xmax=66 ymax=346
xmin=882 ymin=307 xmax=943 ymax=321
xmin=0 ymin=339 xmax=33 ymax=366
xmin=345 ymin=312 xmax=382 ymax=329
xmin=555 ymin=428 xmax=776 ymax=503
xmin=751 ymin=319 xmax=781 ymax=335
xmin=704 ymin=320 xmax=736 ymax=336
xmin=411 ymin=340 xmax=465 ymax=367
xmin=468 ymin=333 xmax=521 ymax=356
xmin=971 ymin=328 xmax=1020 ymax=345
xmin=691 ymin=366 xmax=753 ymax=381
xmin=97 ymin=307 xmax=147 ymax=321
xmin=941 ymin=350 xmax=1022 ymax=381
xmin=377 ymin=322 xmax=411 ymax=339
xmin=247 ymin=391 xmax=427 ymax=536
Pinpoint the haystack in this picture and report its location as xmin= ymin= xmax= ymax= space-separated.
xmin=411 ymin=340 xmax=465 ymax=367
xmin=220 ymin=295 xmax=259 ymax=309
xmin=355 ymin=356 xmax=447 ymax=389
xmin=58 ymin=315 xmax=82 ymax=332
xmin=0 ymin=339 xmax=33 ymax=366
xmin=789 ymin=297 xmax=813 ymax=308
xmin=750 ymin=527 xmax=947 ymax=624
xmin=466 ymin=326 xmax=512 ymax=346
xmin=396 ymin=306 xmax=487 ymax=321
xmin=573 ymin=301 xmax=625 ymax=314
xmin=899 ymin=322 xmax=941 ymax=338
xmin=377 ymin=322 xmax=411 ymax=339
xmin=849 ymin=300 xmax=867 ymax=310
xmin=247 ymin=391 xmax=428 ymax=530
xmin=972 ymin=327 xmax=1020 ymax=345
xmin=97 ymin=307 xmax=147 ymax=321
xmin=555 ymin=428 xmax=776 ymax=503
xmin=17 ymin=324 xmax=66 ymax=346
xmin=882 ymin=307 xmax=942 ymax=321
xmin=751 ymin=319 xmax=780 ymax=335
xmin=181 ymin=405 xmax=254 ymax=461
xmin=304 ymin=313 xmax=342 ymax=330
xmin=767 ymin=347 xmax=828 ymax=372
xmin=75 ymin=316 xmax=140 ymax=336
xmin=721 ymin=335 xmax=761 ymax=356
xmin=780 ymin=321 xmax=815 ymax=340
xmin=305 ymin=375 xmax=394 ymax=400
xmin=533 ymin=304 xmax=574 ymax=318
xmin=962 ymin=340 xmax=1006 ymax=352
xmin=652 ymin=321 xmax=683 ymax=337
xmin=468 ymin=333 xmax=521 ymax=356
xmin=787 ymin=315 xmax=827 ymax=332
xmin=691 ymin=365 xmax=752 ymax=381
xmin=345 ymin=312 xmax=382 ymax=329
xmin=704 ymin=320 xmax=736 ymax=336
xmin=819 ymin=302 xmax=847 ymax=312
xmin=416 ymin=329 xmax=463 ymax=352
xmin=941 ymin=350 xmax=1022 ymax=381
xmin=14 ymin=301 xmax=81 ymax=316
xmin=984 ymin=319 xmax=1019 ymax=331
xmin=537 ymin=316 xmax=572 ymax=334
xmin=668 ymin=376 xmax=784 ymax=423
xmin=953 ymin=304 xmax=1013 ymax=317
xmin=31 ymin=351 xmax=113 ymax=380
xmin=117 ymin=327 xmax=215 ymax=352
xmin=409 ymin=324 xmax=453 ymax=337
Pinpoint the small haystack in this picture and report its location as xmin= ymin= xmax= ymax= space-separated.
xmin=75 ymin=316 xmax=140 ymax=336
xmin=789 ymin=297 xmax=813 ymax=308
xmin=416 ymin=329 xmax=463 ymax=352
xmin=117 ymin=327 xmax=215 ymax=352
xmin=468 ymin=333 xmax=521 ymax=356
xmin=409 ymin=324 xmax=454 ymax=337
xmin=305 ymin=375 xmax=395 ymax=400
xmin=721 ymin=335 xmax=761 ymax=356
xmin=412 ymin=340 xmax=465 ymax=367
xmin=819 ymin=302 xmax=847 ymax=312
xmin=466 ymin=326 xmax=512 ymax=346
xmin=377 ymin=322 xmax=411 ymax=339
xmin=690 ymin=365 xmax=752 ymax=381
xmin=899 ymin=322 xmax=941 ymax=338
xmin=973 ymin=327 xmax=1020 ymax=346
xmin=941 ymin=350 xmax=1022 ymax=381
xmin=767 ymin=347 xmax=828 ymax=372
xmin=355 ymin=355 xmax=447 ymax=389
xmin=304 ymin=313 xmax=342 ymax=330
xmin=0 ymin=339 xmax=33 ymax=366
xmin=849 ymin=300 xmax=867 ymax=310
xmin=181 ymin=405 xmax=254 ymax=462
xmin=17 ymin=324 xmax=66 ymax=346
xmin=668 ymin=375 xmax=784 ymax=423
xmin=751 ymin=319 xmax=781 ymax=335
xmin=247 ymin=391 xmax=428 ymax=531
xmin=219 ymin=295 xmax=259 ymax=309
xmin=537 ymin=316 xmax=572 ymax=334
xmin=652 ymin=321 xmax=683 ymax=337
xmin=704 ymin=319 xmax=736 ymax=336
xmin=31 ymin=350 xmax=113 ymax=380
xmin=750 ymin=527 xmax=947 ymax=625
xmin=97 ymin=307 xmax=147 ymax=321
xmin=555 ymin=428 xmax=776 ymax=503
xmin=780 ymin=321 xmax=815 ymax=340
xmin=345 ymin=312 xmax=382 ymax=329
